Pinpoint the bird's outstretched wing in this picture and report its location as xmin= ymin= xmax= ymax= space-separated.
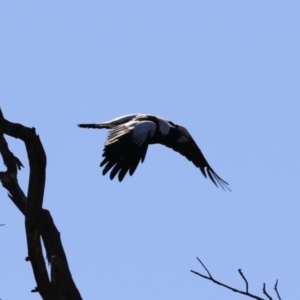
xmin=161 ymin=127 xmax=231 ymax=191
xmin=100 ymin=120 xmax=156 ymax=182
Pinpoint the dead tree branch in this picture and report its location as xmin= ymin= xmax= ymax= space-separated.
xmin=0 ymin=108 xmax=82 ymax=300
xmin=274 ymin=280 xmax=282 ymax=300
xmin=191 ymin=257 xmax=282 ymax=300
xmin=239 ymin=269 xmax=249 ymax=293
xmin=263 ymin=283 xmax=272 ymax=300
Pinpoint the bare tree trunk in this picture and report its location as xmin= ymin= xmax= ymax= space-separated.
xmin=0 ymin=108 xmax=82 ymax=300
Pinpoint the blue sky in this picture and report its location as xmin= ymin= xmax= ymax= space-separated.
xmin=1 ymin=2 xmax=299 ymax=299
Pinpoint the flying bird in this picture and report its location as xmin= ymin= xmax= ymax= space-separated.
xmin=78 ymin=114 xmax=230 ymax=190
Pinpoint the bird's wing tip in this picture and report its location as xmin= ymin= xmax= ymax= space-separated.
xmin=206 ymin=167 xmax=231 ymax=192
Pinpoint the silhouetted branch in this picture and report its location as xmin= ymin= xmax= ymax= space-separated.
xmin=239 ymin=269 xmax=249 ymax=293
xmin=263 ymin=283 xmax=272 ymax=300
xmin=274 ymin=280 xmax=282 ymax=300
xmin=191 ymin=257 xmax=282 ymax=300
xmin=0 ymin=108 xmax=82 ymax=300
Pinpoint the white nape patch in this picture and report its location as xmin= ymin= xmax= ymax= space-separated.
xmin=131 ymin=121 xmax=156 ymax=146
xmin=157 ymin=119 xmax=171 ymax=135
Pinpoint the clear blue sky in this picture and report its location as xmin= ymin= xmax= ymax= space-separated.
xmin=1 ymin=2 xmax=299 ymax=299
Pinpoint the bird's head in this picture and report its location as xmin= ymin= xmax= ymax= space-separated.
xmin=177 ymin=125 xmax=192 ymax=138
xmin=166 ymin=121 xmax=193 ymax=142
xmin=175 ymin=125 xmax=194 ymax=143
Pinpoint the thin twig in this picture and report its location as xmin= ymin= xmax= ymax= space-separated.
xmin=274 ymin=280 xmax=282 ymax=300
xmin=239 ymin=269 xmax=249 ymax=293
xmin=263 ymin=283 xmax=273 ymax=300
xmin=191 ymin=258 xmax=265 ymax=300
xmin=196 ymin=257 xmax=213 ymax=278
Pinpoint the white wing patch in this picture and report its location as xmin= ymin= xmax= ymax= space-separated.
xmin=157 ymin=118 xmax=171 ymax=135
xmin=105 ymin=120 xmax=156 ymax=146
xmin=131 ymin=121 xmax=156 ymax=146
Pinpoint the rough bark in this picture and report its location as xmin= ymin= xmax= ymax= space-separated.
xmin=0 ymin=108 xmax=82 ymax=300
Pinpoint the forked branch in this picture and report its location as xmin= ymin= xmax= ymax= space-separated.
xmin=191 ymin=257 xmax=282 ymax=300
xmin=0 ymin=108 xmax=82 ymax=300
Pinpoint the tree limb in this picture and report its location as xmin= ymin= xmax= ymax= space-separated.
xmin=191 ymin=257 xmax=281 ymax=300
xmin=0 ymin=108 xmax=82 ymax=300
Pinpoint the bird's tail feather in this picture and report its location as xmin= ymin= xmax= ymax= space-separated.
xmin=77 ymin=123 xmax=110 ymax=129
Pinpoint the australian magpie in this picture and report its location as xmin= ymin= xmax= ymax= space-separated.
xmin=78 ymin=114 xmax=230 ymax=190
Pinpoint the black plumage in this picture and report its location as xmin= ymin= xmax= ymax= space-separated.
xmin=78 ymin=113 xmax=230 ymax=190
